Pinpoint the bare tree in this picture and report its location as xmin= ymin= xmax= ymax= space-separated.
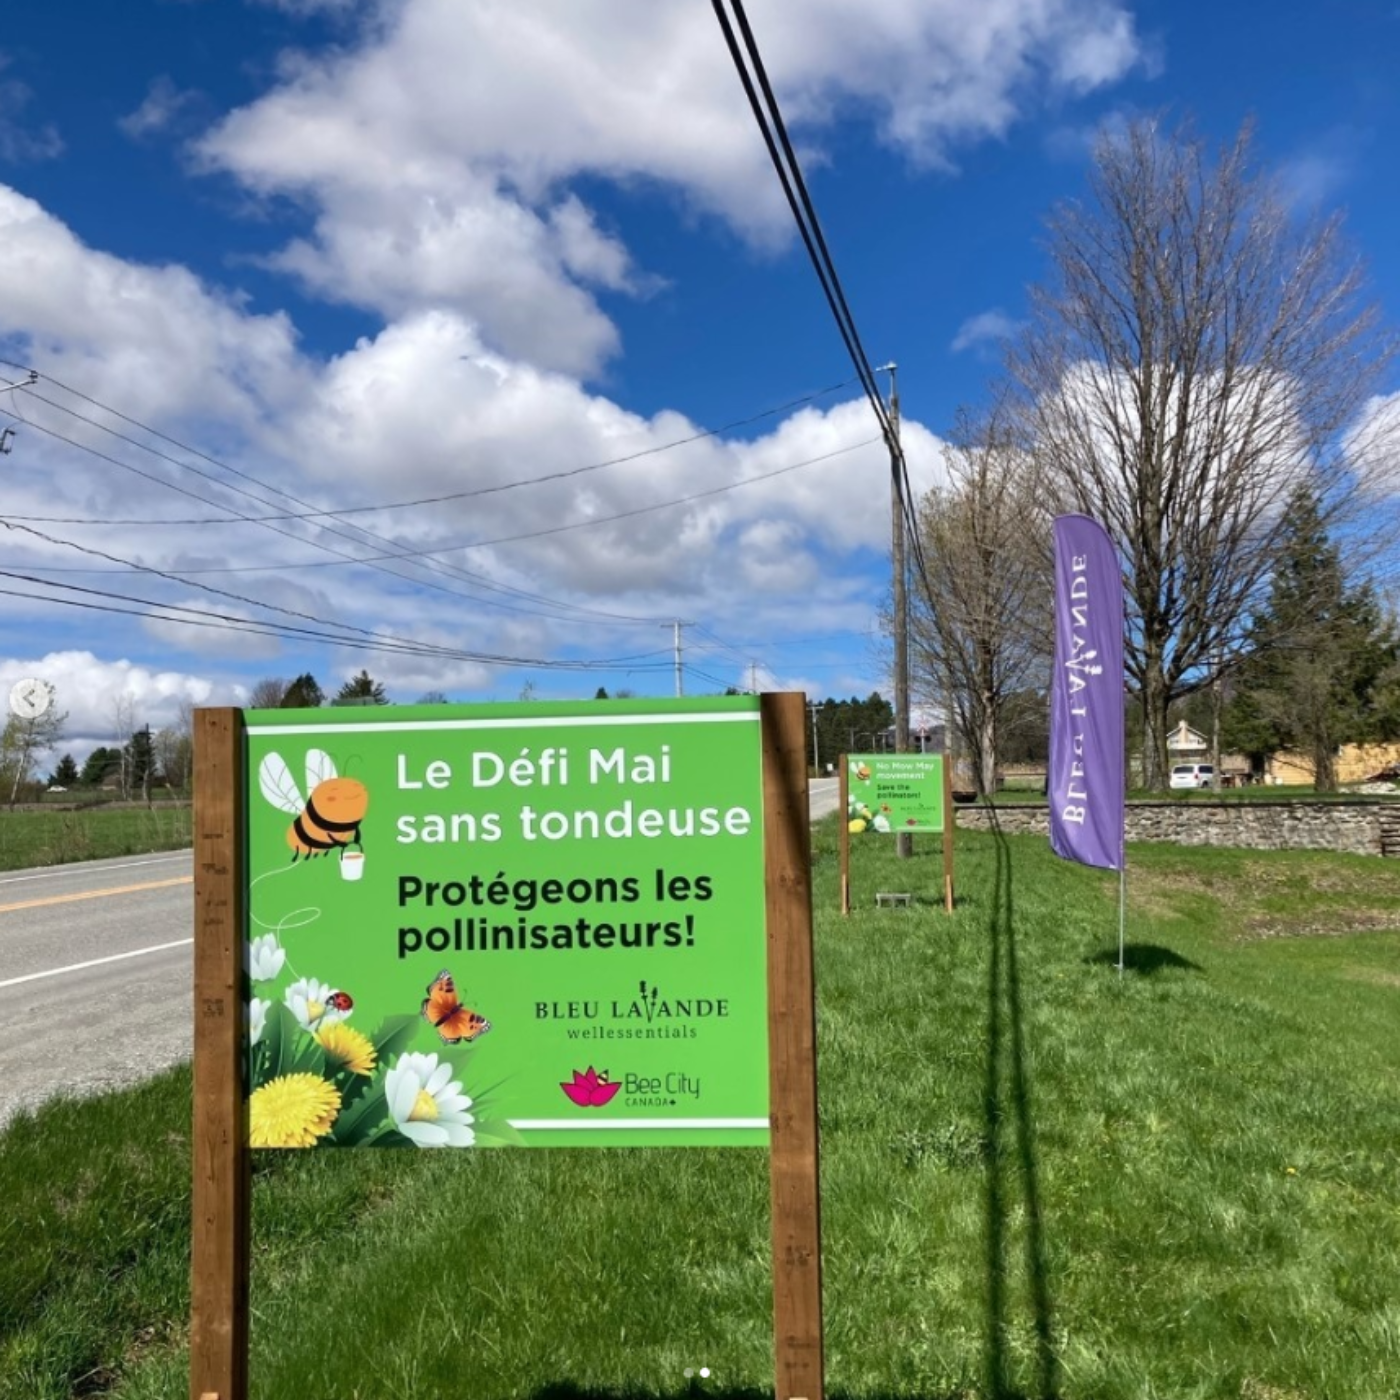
xmin=2 ymin=706 xmax=68 ymax=807
xmin=908 ymin=409 xmax=1052 ymax=797
xmin=249 ymin=677 xmax=290 ymax=709
xmin=153 ymin=725 xmax=192 ymax=793
xmin=1008 ymin=116 xmax=1398 ymax=788
xmin=152 ymin=698 xmax=196 ymax=795
xmin=111 ymin=693 xmax=138 ymax=800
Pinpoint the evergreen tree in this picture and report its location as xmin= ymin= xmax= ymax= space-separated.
xmin=126 ymin=725 xmax=156 ymax=802
xmin=1225 ymin=487 xmax=1400 ymax=790
xmin=80 ymin=746 xmax=116 ymax=786
xmin=334 ymin=670 xmax=389 ymax=705
xmin=51 ymin=753 xmax=79 ymax=787
xmin=282 ymin=673 xmax=325 ymax=708
xmin=804 ymin=692 xmax=897 ymax=773
xmin=594 ymin=686 xmax=610 ymax=700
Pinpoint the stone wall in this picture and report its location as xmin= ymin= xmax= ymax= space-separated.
xmin=954 ymin=800 xmax=1393 ymax=857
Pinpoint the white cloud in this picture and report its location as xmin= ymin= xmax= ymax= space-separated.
xmin=0 ymin=184 xmax=309 ymax=430
xmin=196 ymin=0 xmax=1145 ymax=369
xmin=0 ymin=651 xmax=229 ymax=758
xmin=951 ymin=308 xmax=1024 ymax=354
xmin=118 ymin=76 xmax=201 ymax=141
xmin=1345 ymin=389 xmax=1400 ymax=499
xmin=0 ymin=60 xmax=61 ymax=164
xmin=0 ymin=0 xmax=1153 ymax=705
xmin=1276 ymin=126 xmax=1367 ymax=211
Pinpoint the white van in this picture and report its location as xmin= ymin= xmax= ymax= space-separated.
xmin=1169 ymin=763 xmax=1215 ymax=790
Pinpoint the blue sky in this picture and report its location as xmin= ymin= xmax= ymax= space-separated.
xmin=1 ymin=0 xmax=1397 ymax=758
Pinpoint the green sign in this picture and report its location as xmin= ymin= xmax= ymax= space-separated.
xmin=243 ymin=697 xmax=770 ymax=1149
xmin=846 ymin=753 xmax=945 ymax=834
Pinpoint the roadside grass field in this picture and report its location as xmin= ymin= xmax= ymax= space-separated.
xmin=3 ymin=822 xmax=1400 ymax=1398
xmin=0 ymin=805 xmax=192 ymax=872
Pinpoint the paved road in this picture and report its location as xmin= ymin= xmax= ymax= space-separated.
xmin=0 ymin=784 xmax=844 ymax=1130
xmin=809 ymin=776 xmax=840 ymax=821
xmin=0 ymin=851 xmax=194 ymax=1128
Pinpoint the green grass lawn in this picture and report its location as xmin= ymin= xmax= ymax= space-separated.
xmin=3 ymin=824 xmax=1399 ymax=1398
xmin=0 ymin=804 xmax=192 ymax=872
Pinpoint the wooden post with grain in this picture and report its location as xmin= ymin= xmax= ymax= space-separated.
xmin=190 ymin=708 xmax=250 ymax=1400
xmin=761 ymin=692 xmax=825 ymax=1400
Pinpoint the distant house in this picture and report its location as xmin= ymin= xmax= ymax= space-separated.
xmin=1141 ymin=721 xmax=1250 ymax=785
xmin=1266 ymin=741 xmax=1400 ymax=787
xmin=1166 ymin=720 xmax=1209 ymax=761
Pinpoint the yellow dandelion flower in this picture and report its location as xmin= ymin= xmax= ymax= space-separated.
xmin=250 ymin=1073 xmax=341 ymax=1148
xmin=316 ymin=1022 xmax=377 ymax=1077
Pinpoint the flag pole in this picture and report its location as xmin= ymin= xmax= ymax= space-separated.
xmin=1117 ymin=857 xmax=1126 ymax=976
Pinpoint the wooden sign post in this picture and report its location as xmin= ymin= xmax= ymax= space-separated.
xmin=761 ymin=693 xmax=825 ymax=1399
xmin=190 ymin=708 xmax=249 ymax=1400
xmin=190 ymin=697 xmax=822 ymax=1400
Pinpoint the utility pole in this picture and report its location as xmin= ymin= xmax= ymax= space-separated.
xmin=881 ymin=362 xmax=912 ymax=859
xmin=808 ymin=700 xmax=820 ymax=777
xmin=664 ymin=620 xmax=688 ymax=698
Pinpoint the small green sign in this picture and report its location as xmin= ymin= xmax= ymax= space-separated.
xmin=846 ymin=753 xmax=945 ymax=834
xmin=243 ymin=697 xmax=769 ymax=1149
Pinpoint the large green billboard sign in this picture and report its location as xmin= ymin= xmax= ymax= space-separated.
xmin=846 ymin=752 xmax=946 ymax=834
xmin=244 ymin=697 xmax=769 ymax=1149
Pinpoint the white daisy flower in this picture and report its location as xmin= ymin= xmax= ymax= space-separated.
xmin=248 ymin=933 xmax=286 ymax=983
xmin=871 ymin=813 xmax=892 ymax=833
xmin=284 ymin=977 xmax=349 ymax=1031
xmin=386 ymin=1052 xmax=476 ymax=1148
xmin=249 ymin=997 xmax=270 ymax=1046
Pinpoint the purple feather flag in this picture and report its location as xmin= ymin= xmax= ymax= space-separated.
xmin=1048 ymin=514 xmax=1125 ymax=871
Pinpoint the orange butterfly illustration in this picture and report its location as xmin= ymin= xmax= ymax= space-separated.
xmin=420 ymin=969 xmax=492 ymax=1045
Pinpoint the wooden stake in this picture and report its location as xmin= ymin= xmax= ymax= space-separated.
xmin=838 ymin=754 xmax=850 ymax=916
xmin=190 ymin=709 xmax=250 ymax=1400
xmin=942 ymin=750 xmax=955 ymax=914
xmin=761 ymin=693 xmax=825 ymax=1400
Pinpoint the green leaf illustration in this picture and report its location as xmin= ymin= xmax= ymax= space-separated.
xmin=331 ymin=1074 xmax=390 ymax=1145
xmin=263 ymin=1001 xmax=327 ymax=1081
xmin=368 ymin=1014 xmax=418 ymax=1067
xmin=471 ymin=1119 xmax=526 ymax=1148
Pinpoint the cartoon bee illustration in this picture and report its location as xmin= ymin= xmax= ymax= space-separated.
xmin=258 ymin=748 xmax=369 ymax=862
xmin=421 ymin=970 xmax=492 ymax=1045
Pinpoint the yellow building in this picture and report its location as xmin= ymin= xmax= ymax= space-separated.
xmin=1266 ymin=741 xmax=1400 ymax=786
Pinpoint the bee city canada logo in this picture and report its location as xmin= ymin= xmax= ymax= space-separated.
xmin=560 ymin=1067 xmax=621 ymax=1107
xmin=559 ymin=1063 xmax=705 ymax=1109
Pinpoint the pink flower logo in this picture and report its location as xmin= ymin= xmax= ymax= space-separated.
xmin=561 ymin=1067 xmax=621 ymax=1107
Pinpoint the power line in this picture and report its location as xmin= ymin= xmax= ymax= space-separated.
xmin=711 ymin=0 xmax=933 ymax=567
xmin=713 ymin=0 xmax=941 ymax=792
xmin=0 ymin=569 xmax=677 ymax=672
xmin=0 ymin=517 xmax=499 ymax=665
xmin=0 ymin=367 xmax=860 ymax=525
xmin=0 ymin=365 xmax=871 ymax=629
xmin=0 ymin=394 xmax=666 ymax=628
xmin=12 ymin=436 xmax=882 ymax=574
